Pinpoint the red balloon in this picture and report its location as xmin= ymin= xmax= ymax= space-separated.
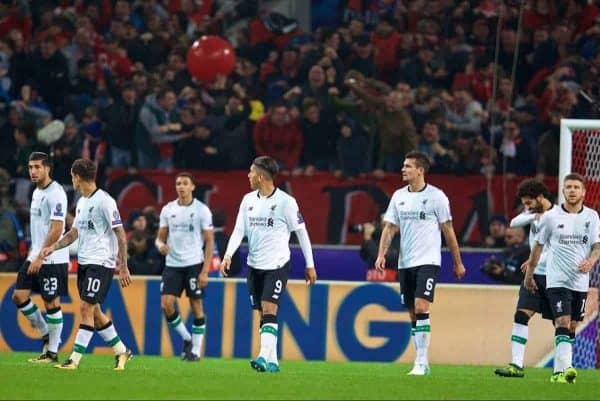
xmin=186 ymin=35 xmax=236 ymax=83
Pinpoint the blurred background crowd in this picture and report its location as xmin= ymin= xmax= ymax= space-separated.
xmin=1 ymin=0 xmax=600 ymax=280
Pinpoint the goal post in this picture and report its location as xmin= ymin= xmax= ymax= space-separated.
xmin=559 ymin=118 xmax=600 ymax=204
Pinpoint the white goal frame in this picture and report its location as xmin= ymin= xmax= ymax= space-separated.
xmin=559 ymin=118 xmax=600 ymax=203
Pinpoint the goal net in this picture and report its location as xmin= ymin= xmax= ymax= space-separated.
xmin=559 ymin=118 xmax=600 ymax=369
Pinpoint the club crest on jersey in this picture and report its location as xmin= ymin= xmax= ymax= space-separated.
xmin=270 ymin=205 xmax=277 ymax=213
xmin=112 ymin=210 xmax=122 ymax=225
xmin=248 ymin=206 xmax=253 ymax=211
xmin=54 ymin=203 xmax=63 ymax=217
xmin=557 ymin=224 xmax=564 ymax=229
xmin=585 ymin=221 xmax=590 ymax=232
xmin=89 ymin=207 xmax=94 ymax=213
xmin=422 ymin=199 xmax=428 ymax=205
xmin=297 ymin=211 xmax=304 ymax=224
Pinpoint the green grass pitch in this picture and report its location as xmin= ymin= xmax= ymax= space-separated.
xmin=1 ymin=352 xmax=599 ymax=400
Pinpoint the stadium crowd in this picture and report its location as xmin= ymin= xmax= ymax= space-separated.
xmin=1 ymin=0 xmax=600 ymax=273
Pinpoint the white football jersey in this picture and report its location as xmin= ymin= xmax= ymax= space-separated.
xmin=537 ymin=205 xmax=600 ymax=292
xmin=73 ymin=189 xmax=123 ymax=268
xmin=229 ymin=188 xmax=306 ymax=270
xmin=510 ymin=205 xmax=558 ymax=275
xmin=159 ymin=198 xmax=213 ymax=267
xmin=28 ymin=181 xmax=69 ymax=264
xmin=383 ymin=184 xmax=452 ymax=269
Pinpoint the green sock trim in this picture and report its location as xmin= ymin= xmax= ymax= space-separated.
xmin=410 ymin=328 xmax=415 ymax=336
xmin=569 ymin=338 xmax=575 ymax=344
xmin=260 ymin=325 xmax=278 ymax=337
xmin=168 ymin=316 xmax=182 ymax=327
xmin=414 ymin=325 xmax=431 ymax=333
xmin=192 ymin=325 xmax=205 ymax=334
xmin=73 ymin=343 xmax=87 ymax=354
xmin=46 ymin=316 xmax=63 ymax=324
xmin=511 ymin=335 xmax=527 ymax=345
xmin=21 ymin=304 xmax=38 ymax=316
xmin=107 ymin=336 xmax=121 ymax=347
xmin=555 ymin=335 xmax=571 ymax=345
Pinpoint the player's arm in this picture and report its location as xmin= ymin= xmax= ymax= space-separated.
xmin=523 ymin=241 xmax=543 ymax=293
xmin=579 ymin=213 xmax=600 ymax=273
xmin=440 ymin=220 xmax=466 ymax=280
xmin=155 ymin=227 xmax=170 ymax=255
xmin=375 ymin=221 xmax=399 ymax=271
xmin=295 ymin=226 xmax=317 ymax=286
xmin=27 ymin=220 xmax=66 ymax=274
xmin=199 ymin=228 xmax=214 ymax=288
xmin=113 ymin=225 xmax=132 ymax=288
xmin=39 ymin=226 xmax=78 ymax=258
xmin=221 ymin=199 xmax=246 ymax=276
xmin=510 ymin=211 xmax=535 ymax=228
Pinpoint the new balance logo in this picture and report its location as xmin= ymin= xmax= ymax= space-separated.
xmin=556 ymin=301 xmax=563 ymax=313
xmin=272 ymin=294 xmax=279 ymax=300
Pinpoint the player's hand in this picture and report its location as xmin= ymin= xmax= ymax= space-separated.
xmin=520 ymin=261 xmax=529 ymax=273
xmin=305 ymin=267 xmax=317 ymax=286
xmin=220 ymin=256 xmax=231 ymax=277
xmin=524 ymin=274 xmax=537 ymax=293
xmin=198 ymin=272 xmax=209 ymax=288
xmin=27 ymin=257 xmax=44 ymax=275
xmin=119 ymin=266 xmax=132 ymax=288
xmin=578 ymin=258 xmax=596 ymax=273
xmin=374 ymin=255 xmax=386 ymax=272
xmin=39 ymin=246 xmax=54 ymax=259
xmin=158 ymin=244 xmax=170 ymax=256
xmin=453 ymin=262 xmax=466 ymax=280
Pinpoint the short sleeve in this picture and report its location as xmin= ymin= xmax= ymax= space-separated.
xmin=434 ymin=192 xmax=452 ymax=224
xmin=159 ymin=205 xmax=169 ymax=228
xmin=383 ymin=194 xmax=399 ymax=225
xmin=536 ymin=212 xmax=552 ymax=245
xmin=103 ymin=197 xmax=123 ymax=229
xmin=590 ymin=211 xmax=600 ymax=246
xmin=200 ymin=205 xmax=213 ymax=230
xmin=48 ymin=189 xmax=67 ymax=223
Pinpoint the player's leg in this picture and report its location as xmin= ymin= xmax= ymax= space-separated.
xmin=562 ymin=290 xmax=587 ymax=384
xmin=34 ymin=263 xmax=69 ymax=362
xmin=57 ymin=299 xmax=96 ymax=369
xmin=185 ymin=264 xmax=206 ymax=361
xmin=408 ymin=265 xmax=439 ymax=376
xmin=494 ymin=308 xmax=533 ymax=377
xmin=398 ymin=268 xmax=416 ymax=349
xmin=94 ymin=307 xmax=127 ymax=356
xmin=250 ymin=264 xmax=289 ymax=373
xmin=161 ymin=267 xmax=192 ymax=358
xmin=547 ymin=288 xmax=573 ymax=383
xmin=12 ymin=261 xmax=49 ymax=352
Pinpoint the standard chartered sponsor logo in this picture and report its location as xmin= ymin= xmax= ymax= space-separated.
xmin=558 ymin=234 xmax=587 ymax=245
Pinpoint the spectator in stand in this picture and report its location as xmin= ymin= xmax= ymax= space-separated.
xmin=135 ymin=87 xmax=187 ymax=169
xmin=300 ymin=97 xmax=338 ymax=175
xmin=344 ymin=74 xmax=417 ymax=176
xmin=252 ymin=100 xmax=303 ymax=174
xmin=51 ymin=114 xmax=83 ymax=185
xmin=0 ymin=104 xmax=19 ymax=175
xmin=212 ymin=83 xmax=253 ymax=170
xmin=494 ymin=119 xmax=536 ymax=177
xmin=484 ymin=215 xmax=508 ymax=249
xmin=336 ymin=119 xmax=367 ymax=179
xmin=178 ymin=120 xmax=223 ymax=170
xmin=370 ymin=15 xmax=401 ymax=82
xmin=0 ymin=167 xmax=22 ymax=272
xmin=349 ymin=33 xmax=376 ymax=78
xmin=480 ymin=226 xmax=529 ymax=285
xmin=417 ymin=121 xmax=454 ymax=174
xmin=101 ymin=82 xmax=141 ymax=169
xmin=127 ymin=209 xmax=162 ymax=275
xmin=29 ymin=37 xmax=70 ymax=117
xmin=445 ymin=87 xmax=484 ymax=139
